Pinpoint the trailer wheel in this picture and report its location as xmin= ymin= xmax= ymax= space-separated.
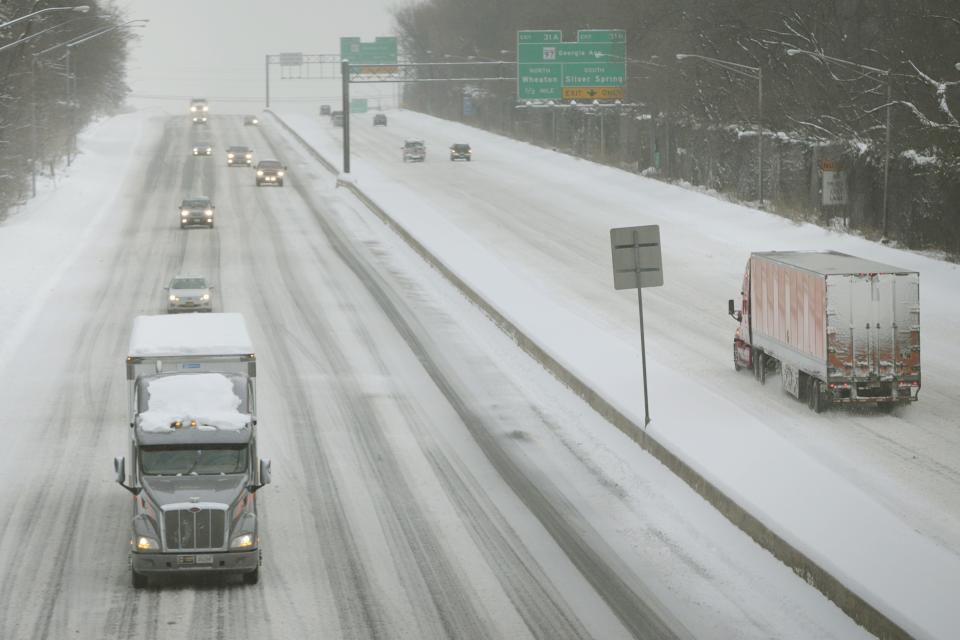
xmin=733 ymin=343 xmax=741 ymax=371
xmin=809 ymin=379 xmax=825 ymax=413
xmin=132 ymin=568 xmax=148 ymax=589
xmin=756 ymin=351 xmax=766 ymax=385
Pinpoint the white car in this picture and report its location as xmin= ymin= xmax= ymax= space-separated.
xmin=166 ymin=275 xmax=213 ymax=313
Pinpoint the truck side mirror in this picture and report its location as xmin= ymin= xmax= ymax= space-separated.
xmin=728 ymin=299 xmax=741 ymax=322
xmin=114 ymin=456 xmax=141 ymax=495
xmin=260 ymin=458 xmax=272 ymax=486
xmin=114 ymin=456 xmax=125 ymax=484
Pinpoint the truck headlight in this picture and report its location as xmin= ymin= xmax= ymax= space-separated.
xmin=169 ymin=295 xmax=177 ymax=302
xmin=136 ymin=536 xmax=159 ymax=551
xmin=181 ymin=210 xmax=189 ymax=217
xmin=205 ymin=209 xmax=213 ymax=215
xmin=277 ymin=171 xmax=284 ymax=177
xmin=202 ymin=293 xmax=210 ymax=301
xmin=245 ymin=153 xmax=252 ymax=159
xmin=230 ymin=533 xmax=255 ymax=549
xmin=227 ymin=153 xmax=234 ymax=158
xmin=202 ymin=106 xmax=208 ymax=112
xmin=257 ymin=170 xmax=263 ymax=176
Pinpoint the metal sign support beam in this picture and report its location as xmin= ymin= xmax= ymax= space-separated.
xmin=342 ymin=59 xmax=350 ymax=174
xmin=338 ymin=61 xmax=517 ymax=174
xmin=610 ymin=225 xmax=664 ymax=426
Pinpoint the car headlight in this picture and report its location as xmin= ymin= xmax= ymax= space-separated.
xmin=202 ymin=293 xmax=210 ymax=301
xmin=181 ymin=210 xmax=189 ymax=216
xmin=257 ymin=170 xmax=263 ymax=176
xmin=277 ymin=171 xmax=284 ymax=177
xmin=136 ymin=536 xmax=159 ymax=551
xmin=205 ymin=209 xmax=213 ymax=215
xmin=230 ymin=533 xmax=255 ymax=549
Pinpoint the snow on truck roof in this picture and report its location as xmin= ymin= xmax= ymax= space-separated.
xmin=129 ymin=313 xmax=254 ymax=357
xmin=755 ymin=251 xmax=917 ymax=276
xmin=139 ymin=373 xmax=250 ymax=432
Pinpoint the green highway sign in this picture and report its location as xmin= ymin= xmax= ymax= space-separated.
xmin=518 ymin=63 xmax=562 ymax=99
xmin=350 ymin=98 xmax=368 ymax=113
xmin=517 ymin=30 xmax=562 ymax=44
xmin=562 ymin=62 xmax=625 ymax=87
xmin=340 ymin=37 xmax=398 ymax=66
xmin=517 ymin=42 xmax=624 ymax=64
xmin=577 ymin=29 xmax=626 ymax=43
xmin=517 ymin=29 xmax=626 ymax=101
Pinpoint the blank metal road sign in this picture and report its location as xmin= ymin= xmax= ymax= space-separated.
xmin=610 ymin=225 xmax=663 ymax=290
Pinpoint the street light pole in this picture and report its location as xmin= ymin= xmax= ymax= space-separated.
xmin=882 ymin=74 xmax=891 ymax=237
xmin=30 ymin=19 xmax=149 ymax=179
xmin=785 ymin=48 xmax=891 ymax=237
xmin=676 ymin=53 xmax=764 ymax=205
xmin=757 ymin=67 xmax=763 ymax=205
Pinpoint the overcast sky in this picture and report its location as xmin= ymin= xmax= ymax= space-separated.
xmin=117 ymin=0 xmax=404 ymax=112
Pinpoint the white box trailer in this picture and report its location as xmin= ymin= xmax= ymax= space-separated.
xmin=729 ymin=251 xmax=920 ymax=412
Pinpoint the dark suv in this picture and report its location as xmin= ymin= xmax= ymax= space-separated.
xmin=373 ymin=113 xmax=387 ymax=126
xmin=255 ymin=160 xmax=285 ymax=186
xmin=449 ymin=143 xmax=472 ymax=161
xmin=226 ymin=145 xmax=253 ymax=167
xmin=179 ymin=196 xmax=215 ymax=228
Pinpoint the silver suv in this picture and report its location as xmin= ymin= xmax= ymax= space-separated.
xmin=402 ymin=139 xmax=425 ymax=162
xmin=166 ymin=275 xmax=213 ymax=313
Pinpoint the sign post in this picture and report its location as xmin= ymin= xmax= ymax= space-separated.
xmin=610 ymin=225 xmax=663 ymax=426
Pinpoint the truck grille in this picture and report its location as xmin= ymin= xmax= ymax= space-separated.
xmin=164 ymin=508 xmax=226 ymax=550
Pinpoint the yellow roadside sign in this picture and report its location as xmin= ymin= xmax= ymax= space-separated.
xmin=358 ymin=65 xmax=399 ymax=75
xmin=562 ymin=87 xmax=625 ymax=100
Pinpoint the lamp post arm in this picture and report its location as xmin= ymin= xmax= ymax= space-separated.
xmin=0 ymin=14 xmax=90 ymax=54
xmin=676 ymin=53 xmax=760 ymax=79
xmin=0 ymin=6 xmax=90 ymax=31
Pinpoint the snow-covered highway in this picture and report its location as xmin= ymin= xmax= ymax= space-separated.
xmin=0 ymin=111 xmax=877 ymax=639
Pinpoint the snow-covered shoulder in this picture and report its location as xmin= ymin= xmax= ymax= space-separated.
xmin=138 ymin=373 xmax=250 ymax=432
xmin=129 ymin=313 xmax=254 ymax=357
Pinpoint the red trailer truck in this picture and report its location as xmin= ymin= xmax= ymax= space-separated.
xmin=728 ymin=251 xmax=920 ymax=412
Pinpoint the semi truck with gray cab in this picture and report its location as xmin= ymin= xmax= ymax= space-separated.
xmin=729 ymin=251 xmax=920 ymax=412
xmin=114 ymin=313 xmax=271 ymax=587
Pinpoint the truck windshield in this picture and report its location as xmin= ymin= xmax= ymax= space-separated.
xmin=141 ymin=445 xmax=249 ymax=476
